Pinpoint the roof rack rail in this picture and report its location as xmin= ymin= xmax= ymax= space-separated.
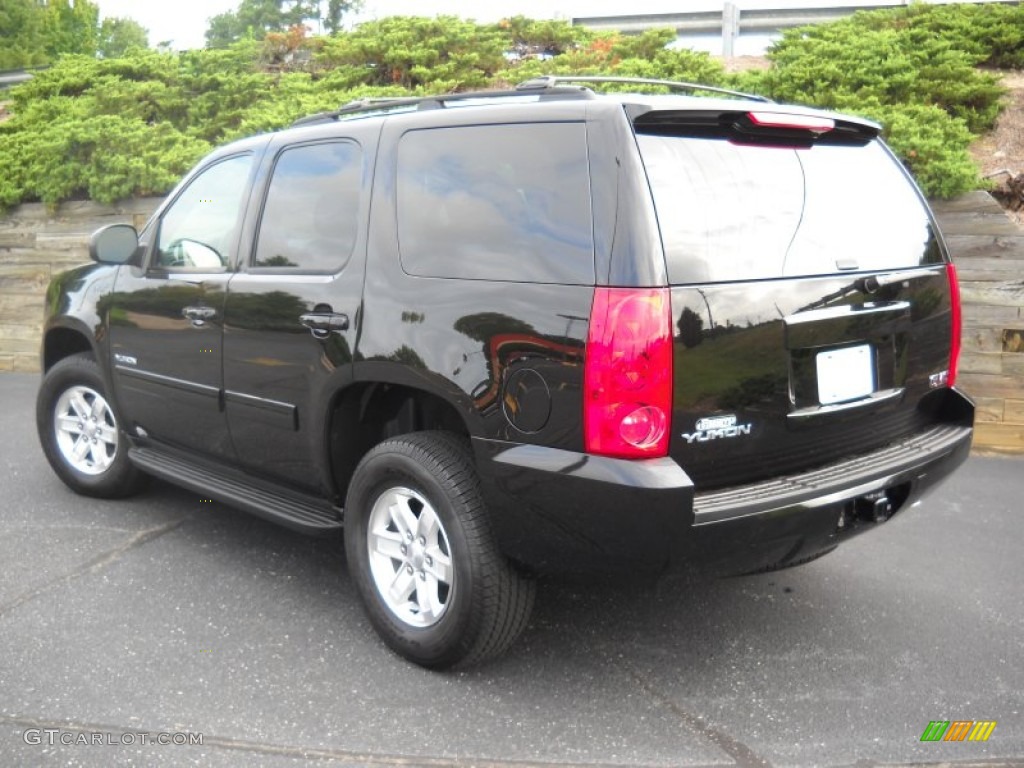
xmin=288 ymin=75 xmax=771 ymax=127
xmin=515 ymin=75 xmax=772 ymax=103
xmin=290 ymin=86 xmax=596 ymax=127
xmin=291 ymin=97 xmax=422 ymax=127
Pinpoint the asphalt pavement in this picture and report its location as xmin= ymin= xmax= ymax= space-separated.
xmin=1 ymin=372 xmax=1021 ymax=768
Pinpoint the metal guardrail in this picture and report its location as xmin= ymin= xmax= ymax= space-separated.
xmin=572 ymin=0 xmax=1021 ymax=57
xmin=0 ymin=68 xmax=43 ymax=90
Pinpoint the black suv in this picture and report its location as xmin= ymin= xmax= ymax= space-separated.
xmin=37 ymin=76 xmax=974 ymax=668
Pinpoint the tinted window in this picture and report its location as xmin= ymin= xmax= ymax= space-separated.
xmin=397 ymin=123 xmax=594 ymax=284
xmin=637 ymin=136 xmax=940 ymax=284
xmin=157 ymin=154 xmax=253 ymax=270
xmin=254 ymin=142 xmax=362 ymax=272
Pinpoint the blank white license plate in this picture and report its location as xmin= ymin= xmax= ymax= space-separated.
xmin=816 ymin=344 xmax=875 ymax=405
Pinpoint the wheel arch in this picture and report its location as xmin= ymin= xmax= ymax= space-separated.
xmin=42 ymin=322 xmax=99 ymax=372
xmin=326 ymin=371 xmax=479 ymax=503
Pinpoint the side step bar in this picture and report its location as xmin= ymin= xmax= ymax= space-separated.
xmin=129 ymin=446 xmax=343 ymax=535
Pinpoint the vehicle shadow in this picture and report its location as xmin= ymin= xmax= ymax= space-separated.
xmin=145 ymin=476 xmax=852 ymax=678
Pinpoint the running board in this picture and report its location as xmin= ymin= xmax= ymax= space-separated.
xmin=129 ymin=446 xmax=343 ymax=535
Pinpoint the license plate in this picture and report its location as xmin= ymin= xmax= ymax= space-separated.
xmin=816 ymin=344 xmax=875 ymax=405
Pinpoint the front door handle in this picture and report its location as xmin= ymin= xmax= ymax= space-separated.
xmin=299 ymin=312 xmax=349 ymax=338
xmin=182 ymin=306 xmax=217 ymax=326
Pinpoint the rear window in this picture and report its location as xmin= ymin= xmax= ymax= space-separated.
xmin=636 ymin=134 xmax=941 ymax=284
xmin=397 ymin=123 xmax=595 ymax=284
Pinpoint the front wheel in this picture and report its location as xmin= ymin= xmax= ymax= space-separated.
xmin=37 ymin=353 xmax=146 ymax=498
xmin=344 ymin=431 xmax=535 ymax=669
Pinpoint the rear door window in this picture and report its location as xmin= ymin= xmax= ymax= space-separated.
xmin=636 ymin=133 xmax=941 ymax=284
xmin=253 ymin=141 xmax=362 ymax=273
xmin=396 ymin=123 xmax=595 ymax=284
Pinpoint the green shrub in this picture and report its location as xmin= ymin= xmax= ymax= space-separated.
xmin=762 ymin=16 xmax=1003 ymax=133
xmin=316 ymin=16 xmax=509 ymax=91
xmin=507 ymin=29 xmax=727 ymax=90
xmin=0 ymin=116 xmax=208 ymax=206
xmin=825 ymin=98 xmax=981 ymax=199
xmin=853 ymin=3 xmax=1024 ymax=69
xmin=0 ymin=5 xmax=1017 ymax=206
xmin=876 ymin=104 xmax=980 ymax=200
xmin=745 ymin=2 xmax=1017 ymax=197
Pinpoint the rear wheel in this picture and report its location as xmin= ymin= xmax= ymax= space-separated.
xmin=37 ymin=353 xmax=146 ymax=498
xmin=344 ymin=431 xmax=535 ymax=669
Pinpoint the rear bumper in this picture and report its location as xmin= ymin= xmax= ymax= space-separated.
xmin=474 ymin=391 xmax=973 ymax=575
xmin=683 ymin=421 xmax=972 ymax=574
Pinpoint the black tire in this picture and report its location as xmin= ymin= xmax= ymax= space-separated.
xmin=344 ymin=431 xmax=535 ymax=669
xmin=36 ymin=353 xmax=147 ymax=499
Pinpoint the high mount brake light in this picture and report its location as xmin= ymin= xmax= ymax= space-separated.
xmin=584 ymin=288 xmax=673 ymax=459
xmin=747 ymin=112 xmax=835 ymax=134
xmin=947 ymin=263 xmax=962 ymax=388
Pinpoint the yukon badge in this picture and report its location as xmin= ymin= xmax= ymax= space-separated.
xmin=682 ymin=414 xmax=752 ymax=444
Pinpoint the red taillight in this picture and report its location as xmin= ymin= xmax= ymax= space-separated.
xmin=747 ymin=111 xmax=835 ymax=134
xmin=584 ymin=287 xmax=673 ymax=459
xmin=947 ymin=262 xmax=962 ymax=388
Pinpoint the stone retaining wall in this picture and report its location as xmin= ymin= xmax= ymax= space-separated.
xmin=932 ymin=191 xmax=1024 ymax=454
xmin=0 ymin=198 xmax=161 ymax=372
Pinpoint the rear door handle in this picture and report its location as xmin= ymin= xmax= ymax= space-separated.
xmin=299 ymin=312 xmax=349 ymax=338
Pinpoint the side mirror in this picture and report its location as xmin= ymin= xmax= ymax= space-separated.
xmin=89 ymin=224 xmax=141 ymax=265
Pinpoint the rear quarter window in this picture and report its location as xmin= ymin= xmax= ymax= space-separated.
xmin=637 ymin=134 xmax=941 ymax=284
xmin=396 ymin=123 xmax=595 ymax=284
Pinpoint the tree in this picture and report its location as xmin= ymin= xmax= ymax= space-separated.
xmin=0 ymin=0 xmax=134 ymax=67
xmin=205 ymin=0 xmax=360 ymax=48
xmin=238 ymin=0 xmax=303 ymax=33
xmin=0 ymin=0 xmax=47 ymax=68
xmin=322 ymin=0 xmax=349 ymax=35
xmin=205 ymin=13 xmax=246 ymax=49
xmin=98 ymin=17 xmax=149 ymax=58
xmin=206 ymin=1 xmax=297 ymax=48
xmin=677 ymin=307 xmax=704 ymax=349
xmin=41 ymin=0 xmax=100 ymax=59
